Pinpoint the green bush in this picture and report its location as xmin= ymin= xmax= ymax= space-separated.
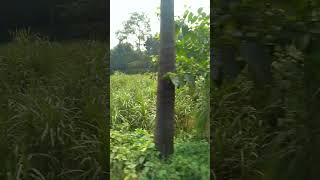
xmin=110 ymin=129 xmax=209 ymax=180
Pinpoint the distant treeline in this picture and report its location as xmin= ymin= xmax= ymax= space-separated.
xmin=110 ymin=41 xmax=159 ymax=74
xmin=0 ymin=0 xmax=106 ymax=42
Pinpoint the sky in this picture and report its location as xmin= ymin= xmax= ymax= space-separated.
xmin=110 ymin=0 xmax=210 ymax=48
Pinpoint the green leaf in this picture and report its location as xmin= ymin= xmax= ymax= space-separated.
xmin=188 ymin=12 xmax=194 ymax=22
xmin=139 ymin=156 xmax=145 ymax=164
xmin=170 ymin=76 xmax=180 ymax=87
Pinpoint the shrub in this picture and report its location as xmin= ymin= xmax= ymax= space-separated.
xmin=110 ymin=129 xmax=210 ymax=180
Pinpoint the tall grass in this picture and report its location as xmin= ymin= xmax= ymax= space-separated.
xmin=211 ymin=45 xmax=313 ymax=180
xmin=0 ymin=31 xmax=108 ymax=179
xmin=111 ymin=72 xmax=157 ymax=131
xmin=110 ymin=72 xmax=206 ymax=133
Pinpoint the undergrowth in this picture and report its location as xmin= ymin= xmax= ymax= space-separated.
xmin=111 ymin=129 xmax=209 ymax=180
xmin=211 ymin=45 xmax=311 ymax=180
xmin=0 ymin=31 xmax=108 ymax=180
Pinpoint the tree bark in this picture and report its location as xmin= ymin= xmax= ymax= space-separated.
xmin=155 ymin=0 xmax=175 ymax=157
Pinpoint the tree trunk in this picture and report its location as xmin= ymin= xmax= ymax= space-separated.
xmin=155 ymin=0 xmax=175 ymax=158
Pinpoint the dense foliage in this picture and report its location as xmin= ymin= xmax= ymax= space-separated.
xmin=0 ymin=31 xmax=108 ymax=179
xmin=173 ymin=8 xmax=210 ymax=134
xmin=211 ymin=0 xmax=320 ymax=179
xmin=173 ymin=8 xmax=210 ymax=87
xmin=111 ymin=129 xmax=209 ymax=180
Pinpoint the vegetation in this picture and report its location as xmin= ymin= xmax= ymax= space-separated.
xmin=111 ymin=12 xmax=158 ymax=74
xmin=110 ymin=5 xmax=210 ymax=179
xmin=110 ymin=73 xmax=209 ymax=179
xmin=111 ymin=128 xmax=209 ymax=180
xmin=0 ymin=31 xmax=108 ymax=179
xmin=110 ymin=43 xmax=154 ymax=74
xmin=211 ymin=0 xmax=320 ymax=179
xmin=111 ymin=72 xmax=206 ymax=134
xmin=4 ymin=1 xmax=319 ymax=180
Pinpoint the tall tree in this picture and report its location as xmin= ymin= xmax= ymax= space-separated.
xmin=116 ymin=12 xmax=151 ymax=51
xmin=155 ymin=0 xmax=175 ymax=157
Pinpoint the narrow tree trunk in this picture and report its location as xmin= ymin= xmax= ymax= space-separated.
xmin=155 ymin=0 xmax=175 ymax=157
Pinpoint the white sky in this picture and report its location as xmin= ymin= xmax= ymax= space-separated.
xmin=110 ymin=0 xmax=210 ymax=48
